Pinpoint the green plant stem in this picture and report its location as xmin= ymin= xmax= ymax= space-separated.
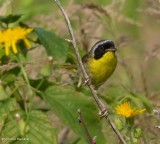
xmin=17 ymin=54 xmax=35 ymax=133
xmin=126 ymin=118 xmax=134 ymax=144
xmin=36 ymin=78 xmax=45 ymax=90
xmin=54 ymin=0 xmax=127 ymax=144
xmin=19 ymin=65 xmax=29 ymax=113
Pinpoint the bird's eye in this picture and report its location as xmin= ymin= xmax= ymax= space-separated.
xmin=99 ymin=45 xmax=105 ymax=51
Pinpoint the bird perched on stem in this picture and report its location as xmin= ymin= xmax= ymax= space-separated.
xmin=81 ymin=40 xmax=117 ymax=89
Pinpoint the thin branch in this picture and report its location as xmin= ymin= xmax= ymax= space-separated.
xmin=78 ymin=109 xmax=96 ymax=144
xmin=0 ymin=61 xmax=38 ymax=72
xmin=54 ymin=0 xmax=102 ymax=111
xmin=54 ymin=1 xmax=127 ymax=144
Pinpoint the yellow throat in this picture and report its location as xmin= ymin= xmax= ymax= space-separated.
xmin=87 ymin=51 xmax=117 ymax=88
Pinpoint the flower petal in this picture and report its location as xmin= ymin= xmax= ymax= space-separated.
xmin=23 ymin=38 xmax=31 ymax=48
xmin=12 ymin=41 xmax=18 ymax=54
xmin=0 ymin=27 xmax=33 ymax=56
xmin=5 ymin=42 xmax=11 ymax=56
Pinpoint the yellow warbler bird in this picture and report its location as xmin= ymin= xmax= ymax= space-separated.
xmin=82 ymin=40 xmax=117 ymax=89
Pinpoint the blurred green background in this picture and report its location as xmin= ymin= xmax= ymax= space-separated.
xmin=0 ymin=0 xmax=160 ymax=144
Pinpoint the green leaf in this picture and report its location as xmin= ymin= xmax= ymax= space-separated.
xmin=0 ymin=98 xmax=19 ymax=133
xmin=2 ymin=73 xmax=17 ymax=85
xmin=132 ymin=93 xmax=152 ymax=112
xmin=30 ymin=78 xmax=54 ymax=92
xmin=40 ymin=62 xmax=52 ymax=77
xmin=42 ymin=85 xmax=105 ymax=143
xmin=101 ymin=86 xmax=127 ymax=105
xmin=0 ymin=14 xmax=22 ymax=24
xmin=0 ymin=110 xmax=57 ymax=144
xmin=25 ymin=111 xmax=57 ymax=144
xmin=18 ymin=22 xmax=30 ymax=28
xmin=35 ymin=28 xmax=68 ymax=62
xmin=0 ymin=85 xmax=8 ymax=100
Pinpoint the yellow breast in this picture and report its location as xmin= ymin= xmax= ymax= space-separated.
xmin=87 ymin=52 xmax=117 ymax=88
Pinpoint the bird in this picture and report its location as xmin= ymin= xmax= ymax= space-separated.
xmin=82 ymin=40 xmax=117 ymax=89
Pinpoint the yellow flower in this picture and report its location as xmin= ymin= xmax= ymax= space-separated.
xmin=115 ymin=101 xmax=146 ymax=118
xmin=0 ymin=27 xmax=33 ymax=56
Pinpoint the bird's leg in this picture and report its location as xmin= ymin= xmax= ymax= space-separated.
xmin=77 ymin=77 xmax=83 ymax=88
xmin=77 ymin=75 xmax=91 ymax=88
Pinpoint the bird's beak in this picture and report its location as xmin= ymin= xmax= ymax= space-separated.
xmin=106 ymin=47 xmax=117 ymax=52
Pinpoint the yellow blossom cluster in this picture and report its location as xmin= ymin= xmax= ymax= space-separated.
xmin=0 ymin=27 xmax=33 ymax=56
xmin=115 ymin=101 xmax=146 ymax=118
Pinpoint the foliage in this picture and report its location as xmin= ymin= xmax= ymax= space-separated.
xmin=0 ymin=0 xmax=159 ymax=144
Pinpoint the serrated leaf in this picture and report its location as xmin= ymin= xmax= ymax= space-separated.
xmin=35 ymin=28 xmax=68 ymax=62
xmin=42 ymin=85 xmax=105 ymax=143
xmin=25 ymin=111 xmax=57 ymax=144
xmin=0 ymin=110 xmax=57 ymax=144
